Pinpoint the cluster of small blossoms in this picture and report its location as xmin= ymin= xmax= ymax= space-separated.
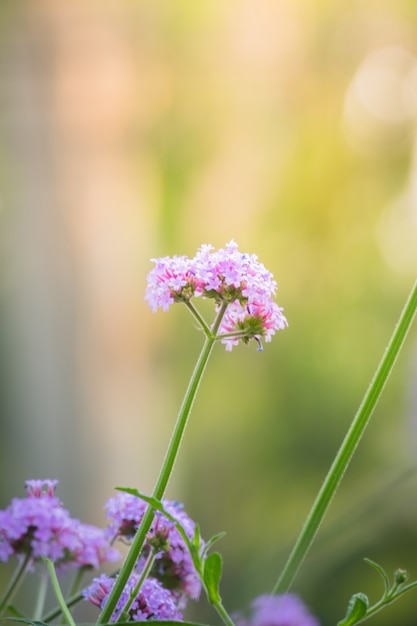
xmin=0 ymin=480 xmax=120 ymax=571
xmin=84 ymin=573 xmax=182 ymax=622
xmin=104 ymin=491 xmax=203 ymax=603
xmin=234 ymin=594 xmax=320 ymax=626
xmin=145 ymin=240 xmax=288 ymax=350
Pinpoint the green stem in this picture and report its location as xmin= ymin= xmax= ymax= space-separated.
xmin=43 ymin=568 xmax=119 ymax=622
xmin=117 ymin=550 xmax=156 ymax=621
xmin=0 ymin=553 xmax=32 ymax=616
xmin=184 ymin=300 xmax=212 ymax=335
xmin=213 ymin=329 xmax=250 ymax=340
xmin=66 ymin=566 xmax=88 ymax=601
xmin=213 ymin=599 xmax=236 ymax=626
xmin=42 ymin=593 xmax=82 ymax=623
xmin=54 ymin=567 xmax=89 ymax=625
xmin=363 ymin=579 xmax=417 ymax=623
xmin=97 ymin=303 xmax=228 ymax=624
xmin=273 ymin=279 xmax=417 ymax=594
xmin=44 ymin=559 xmax=77 ymax=626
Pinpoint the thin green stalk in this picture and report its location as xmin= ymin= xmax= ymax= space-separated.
xmin=54 ymin=567 xmax=88 ymax=625
xmin=43 ymin=568 xmax=119 ymax=622
xmin=117 ymin=550 xmax=156 ymax=621
xmin=42 ymin=595 xmax=81 ymax=624
xmin=44 ymin=559 xmax=77 ymax=626
xmin=42 ymin=588 xmax=94 ymax=622
xmin=274 ymin=279 xmax=417 ymax=594
xmin=184 ymin=300 xmax=212 ymax=335
xmin=66 ymin=566 xmax=88 ymax=601
xmin=213 ymin=599 xmax=236 ymax=626
xmin=0 ymin=552 xmax=32 ymax=616
xmin=97 ymin=303 xmax=228 ymax=624
xmin=362 ymin=579 xmax=417 ymax=623
xmin=213 ymin=329 xmax=248 ymax=339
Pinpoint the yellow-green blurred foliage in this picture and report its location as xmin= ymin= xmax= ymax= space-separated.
xmin=0 ymin=1 xmax=416 ymax=625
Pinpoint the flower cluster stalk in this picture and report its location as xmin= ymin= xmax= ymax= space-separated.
xmin=274 ymin=279 xmax=417 ymax=594
xmin=98 ymin=304 xmax=228 ymax=624
xmin=117 ymin=550 xmax=156 ymax=621
xmin=44 ymin=559 xmax=77 ymax=626
xmin=42 ymin=590 xmax=85 ymax=623
xmin=0 ymin=552 xmax=32 ymax=617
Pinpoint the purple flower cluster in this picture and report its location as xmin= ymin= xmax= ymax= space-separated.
xmin=84 ymin=573 xmax=182 ymax=621
xmin=145 ymin=240 xmax=288 ymax=350
xmin=0 ymin=480 xmax=120 ymax=571
xmin=105 ymin=491 xmax=203 ymax=602
xmin=234 ymin=594 xmax=320 ymax=626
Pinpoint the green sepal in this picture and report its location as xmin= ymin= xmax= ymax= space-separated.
xmin=338 ymin=592 xmax=369 ymax=626
xmin=203 ymin=552 xmax=223 ymax=605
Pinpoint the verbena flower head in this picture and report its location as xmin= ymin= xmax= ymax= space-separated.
xmin=0 ymin=480 xmax=119 ymax=570
xmin=83 ymin=573 xmax=182 ymax=621
xmin=105 ymin=492 xmax=203 ymax=601
xmin=234 ymin=594 xmax=320 ymax=626
xmin=145 ymin=240 xmax=287 ymax=350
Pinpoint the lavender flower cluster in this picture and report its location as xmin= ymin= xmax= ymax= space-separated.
xmin=0 ymin=481 xmax=203 ymax=622
xmin=84 ymin=574 xmax=182 ymax=621
xmin=0 ymin=479 xmax=119 ymax=570
xmin=145 ymin=240 xmax=288 ymax=350
xmin=102 ymin=491 xmax=203 ymax=611
xmin=0 ymin=480 xmax=319 ymax=625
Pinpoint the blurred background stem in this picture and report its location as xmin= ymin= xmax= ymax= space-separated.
xmin=274 ymin=279 xmax=417 ymax=594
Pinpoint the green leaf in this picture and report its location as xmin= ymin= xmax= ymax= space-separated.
xmin=116 ymin=488 xmax=204 ymax=577
xmin=116 ymin=488 xmax=163 ymax=513
xmin=203 ymin=552 xmax=223 ymax=605
xmin=116 ymin=488 xmax=225 ymax=576
xmin=116 ymin=487 xmax=228 ymax=611
xmin=192 ymin=524 xmax=202 ymax=552
xmin=202 ymin=532 xmax=226 ymax=558
xmin=364 ymin=558 xmax=390 ymax=594
xmin=338 ymin=593 xmax=369 ymax=626
xmin=116 ymin=488 xmax=194 ymax=549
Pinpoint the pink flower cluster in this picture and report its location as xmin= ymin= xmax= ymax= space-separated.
xmin=0 ymin=480 xmax=120 ymax=571
xmin=145 ymin=240 xmax=288 ymax=350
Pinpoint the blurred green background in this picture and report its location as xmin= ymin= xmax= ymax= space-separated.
xmin=0 ymin=1 xmax=416 ymax=625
